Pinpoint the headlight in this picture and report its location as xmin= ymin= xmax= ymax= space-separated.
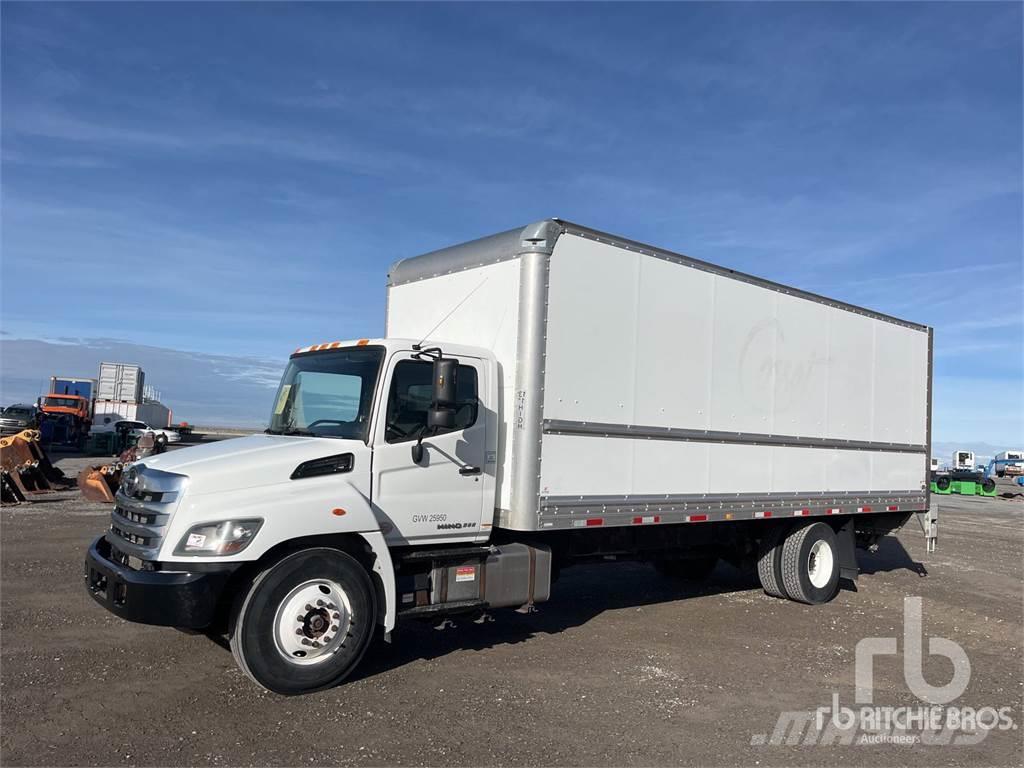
xmin=174 ymin=519 xmax=263 ymax=556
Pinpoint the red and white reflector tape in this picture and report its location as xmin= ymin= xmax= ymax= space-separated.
xmin=632 ymin=515 xmax=661 ymax=525
xmin=793 ymin=508 xmax=811 ymax=517
xmin=685 ymin=514 xmax=708 ymax=523
xmin=857 ymin=506 xmax=872 ymax=513
xmin=826 ymin=508 xmax=842 ymax=515
xmin=887 ymin=505 xmax=899 ymax=511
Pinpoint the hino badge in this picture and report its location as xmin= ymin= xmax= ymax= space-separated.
xmin=85 ymin=219 xmax=934 ymax=694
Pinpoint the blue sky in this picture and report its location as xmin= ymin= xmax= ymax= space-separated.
xmin=1 ymin=2 xmax=1022 ymax=444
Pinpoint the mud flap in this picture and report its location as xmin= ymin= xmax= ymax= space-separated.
xmin=835 ymin=517 xmax=859 ymax=581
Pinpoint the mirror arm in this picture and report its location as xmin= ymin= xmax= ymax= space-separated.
xmin=411 ymin=425 xmax=435 ymax=465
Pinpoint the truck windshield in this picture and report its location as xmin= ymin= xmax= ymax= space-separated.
xmin=266 ymin=346 xmax=384 ymax=441
xmin=44 ymin=397 xmax=81 ymax=408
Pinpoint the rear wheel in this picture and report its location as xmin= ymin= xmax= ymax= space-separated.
xmin=756 ymin=523 xmax=789 ymax=599
xmin=230 ymin=548 xmax=376 ymax=695
xmin=935 ymin=476 xmax=951 ymax=491
xmin=780 ymin=522 xmax=840 ymax=605
xmin=981 ymin=477 xmax=996 ymax=494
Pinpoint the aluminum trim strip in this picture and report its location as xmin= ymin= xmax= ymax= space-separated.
xmin=386 ymin=221 xmax=562 ymax=287
xmin=536 ymin=491 xmax=925 ymax=530
xmin=541 ymin=490 xmax=922 ymax=507
xmin=542 ymin=419 xmax=926 ymax=454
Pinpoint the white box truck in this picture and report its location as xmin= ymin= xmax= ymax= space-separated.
xmin=85 ymin=220 xmax=934 ymax=694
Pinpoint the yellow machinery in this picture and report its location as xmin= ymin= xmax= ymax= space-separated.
xmin=0 ymin=430 xmax=72 ymax=504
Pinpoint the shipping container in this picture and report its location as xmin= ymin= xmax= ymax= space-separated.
xmin=96 ymin=363 xmax=145 ymax=403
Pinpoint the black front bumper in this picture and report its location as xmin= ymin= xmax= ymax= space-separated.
xmin=84 ymin=536 xmax=239 ymax=629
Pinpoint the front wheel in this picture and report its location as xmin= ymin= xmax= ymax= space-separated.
xmin=230 ymin=548 xmax=376 ymax=695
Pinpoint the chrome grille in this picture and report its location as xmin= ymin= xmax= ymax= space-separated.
xmin=105 ymin=465 xmax=185 ymax=563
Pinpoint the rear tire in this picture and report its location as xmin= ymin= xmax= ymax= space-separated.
xmin=780 ymin=522 xmax=840 ymax=605
xmin=981 ymin=478 xmax=996 ymax=493
xmin=936 ymin=476 xmax=951 ymax=491
xmin=756 ymin=524 xmax=790 ymax=599
xmin=229 ymin=548 xmax=376 ymax=695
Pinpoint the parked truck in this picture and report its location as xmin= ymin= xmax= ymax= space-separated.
xmin=992 ymin=450 xmax=1023 ymax=477
xmin=84 ymin=220 xmax=934 ymax=695
xmin=38 ymin=393 xmax=92 ymax=447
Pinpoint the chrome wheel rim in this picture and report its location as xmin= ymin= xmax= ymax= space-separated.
xmin=273 ymin=579 xmax=353 ymax=666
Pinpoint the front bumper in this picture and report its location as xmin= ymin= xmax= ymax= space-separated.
xmin=84 ymin=536 xmax=240 ymax=629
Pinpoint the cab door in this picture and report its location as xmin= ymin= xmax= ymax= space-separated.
xmin=371 ymin=353 xmax=488 ymax=545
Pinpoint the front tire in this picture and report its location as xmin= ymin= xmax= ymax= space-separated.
xmin=230 ymin=548 xmax=376 ymax=695
xmin=780 ymin=522 xmax=840 ymax=605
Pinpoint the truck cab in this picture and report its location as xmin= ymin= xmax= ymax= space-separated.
xmin=39 ymin=394 xmax=92 ymax=446
xmin=270 ymin=338 xmax=499 ymax=546
xmin=85 ymin=338 xmax=505 ymax=694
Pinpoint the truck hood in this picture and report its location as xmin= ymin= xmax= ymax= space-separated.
xmin=139 ymin=434 xmax=369 ymax=495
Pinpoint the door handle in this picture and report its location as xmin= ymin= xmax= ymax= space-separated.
xmin=459 ymin=465 xmax=482 ymax=476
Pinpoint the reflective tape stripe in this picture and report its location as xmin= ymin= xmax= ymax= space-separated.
xmin=632 ymin=515 xmax=661 ymax=525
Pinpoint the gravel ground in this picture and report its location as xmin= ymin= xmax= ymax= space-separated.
xmin=1 ymin=455 xmax=1021 ymax=767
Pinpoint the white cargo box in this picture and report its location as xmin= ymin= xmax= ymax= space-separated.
xmin=387 ymin=220 xmax=931 ymax=532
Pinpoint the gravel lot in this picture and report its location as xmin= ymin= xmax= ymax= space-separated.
xmin=2 ymin=453 xmax=1021 ymax=767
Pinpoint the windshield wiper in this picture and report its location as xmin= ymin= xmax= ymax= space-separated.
xmin=280 ymin=427 xmax=317 ymax=437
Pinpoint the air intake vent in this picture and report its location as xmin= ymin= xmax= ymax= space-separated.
xmin=291 ymin=453 xmax=354 ymax=480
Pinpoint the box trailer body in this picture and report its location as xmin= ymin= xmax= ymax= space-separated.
xmin=85 ymin=219 xmax=934 ymax=695
xmin=92 ymin=399 xmax=171 ymax=428
xmin=96 ymin=363 xmax=145 ymax=404
xmin=387 ymin=221 xmax=931 ymax=532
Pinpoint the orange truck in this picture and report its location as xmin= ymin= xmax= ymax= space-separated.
xmin=38 ymin=394 xmax=92 ymax=447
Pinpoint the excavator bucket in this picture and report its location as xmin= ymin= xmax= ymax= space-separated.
xmin=77 ymin=465 xmax=119 ymax=503
xmin=76 ymin=447 xmax=140 ymax=503
xmin=0 ymin=429 xmax=72 ymax=505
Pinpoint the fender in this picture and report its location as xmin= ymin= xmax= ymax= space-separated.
xmin=159 ymin=475 xmax=398 ymax=632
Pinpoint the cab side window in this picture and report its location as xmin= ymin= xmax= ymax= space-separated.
xmin=385 ymin=360 xmax=478 ymax=443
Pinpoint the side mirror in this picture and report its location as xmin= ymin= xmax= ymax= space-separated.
xmin=412 ymin=356 xmax=459 ymax=466
xmin=431 ymin=357 xmax=457 ymax=407
xmin=427 ymin=357 xmax=457 ymax=430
